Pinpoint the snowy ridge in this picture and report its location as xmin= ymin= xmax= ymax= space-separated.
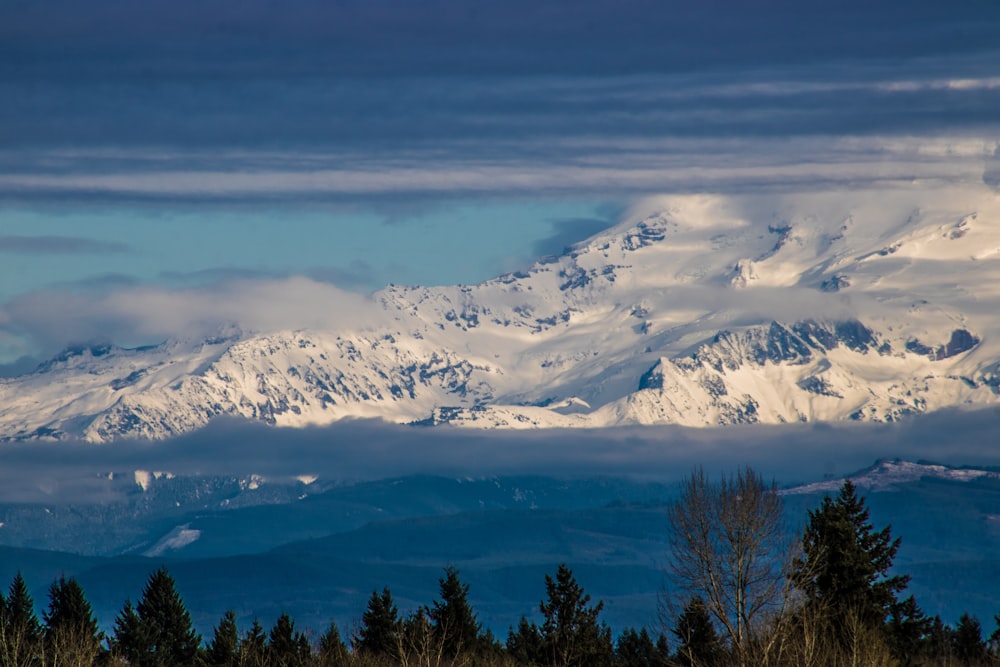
xmin=782 ymin=459 xmax=1000 ymax=494
xmin=2 ymin=184 xmax=1000 ymax=441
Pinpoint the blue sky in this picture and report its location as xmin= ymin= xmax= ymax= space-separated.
xmin=2 ymin=0 xmax=999 ymax=369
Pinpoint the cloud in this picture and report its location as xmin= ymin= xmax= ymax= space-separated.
xmin=532 ymin=217 xmax=617 ymax=258
xmin=0 ymin=277 xmax=381 ymax=356
xmin=0 ymin=235 xmax=130 ymax=255
xmin=1 ymin=407 xmax=998 ymax=504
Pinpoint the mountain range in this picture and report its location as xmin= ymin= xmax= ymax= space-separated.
xmin=1 ymin=459 xmax=998 ymax=635
xmin=2 ymin=184 xmax=999 ymax=441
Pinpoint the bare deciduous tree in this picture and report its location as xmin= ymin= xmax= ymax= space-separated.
xmin=667 ymin=466 xmax=795 ymax=667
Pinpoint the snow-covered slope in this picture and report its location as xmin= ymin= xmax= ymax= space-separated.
xmin=3 ymin=184 xmax=1000 ymax=441
xmin=782 ymin=459 xmax=1000 ymax=495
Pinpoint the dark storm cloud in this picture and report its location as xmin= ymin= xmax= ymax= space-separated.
xmin=0 ymin=235 xmax=130 ymax=255
xmin=1 ymin=408 xmax=999 ymax=503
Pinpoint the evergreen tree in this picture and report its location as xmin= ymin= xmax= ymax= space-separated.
xmin=672 ymin=596 xmax=724 ymax=667
xmin=953 ymin=613 xmax=987 ymax=666
xmin=614 ymin=627 xmax=668 ymax=667
xmin=316 ymin=620 xmax=350 ymax=667
xmin=240 ymin=618 xmax=267 ymax=667
xmin=923 ymin=615 xmax=954 ymax=664
xmin=796 ymin=480 xmax=909 ymax=642
xmin=205 ymin=610 xmax=240 ymax=667
xmin=537 ymin=564 xmax=613 ymax=667
xmin=42 ymin=577 xmax=103 ymax=666
xmin=132 ymin=567 xmax=202 ymax=666
xmin=355 ymin=587 xmax=400 ymax=658
xmin=507 ymin=616 xmax=543 ymax=666
xmin=111 ymin=600 xmax=145 ymax=665
xmin=1 ymin=572 xmax=42 ymax=667
xmin=886 ymin=594 xmax=930 ymax=663
xmin=267 ymin=613 xmax=311 ymax=667
xmin=429 ymin=565 xmax=481 ymax=659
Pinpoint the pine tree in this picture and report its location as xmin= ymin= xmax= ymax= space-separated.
xmin=672 ymin=596 xmax=724 ymax=667
xmin=538 ymin=564 xmax=613 ymax=667
xmin=1 ymin=572 xmax=42 ymax=667
xmin=205 ymin=610 xmax=239 ymax=667
xmin=429 ymin=565 xmax=481 ymax=659
xmin=42 ymin=577 xmax=103 ymax=666
xmin=355 ymin=587 xmax=400 ymax=658
xmin=796 ymin=479 xmax=909 ymax=642
xmin=132 ymin=567 xmax=202 ymax=666
xmin=268 ymin=613 xmax=311 ymax=667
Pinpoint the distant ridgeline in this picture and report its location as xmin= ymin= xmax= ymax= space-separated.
xmin=2 ymin=472 xmax=999 ymax=667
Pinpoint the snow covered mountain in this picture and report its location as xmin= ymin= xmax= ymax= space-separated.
xmin=3 ymin=184 xmax=1000 ymax=442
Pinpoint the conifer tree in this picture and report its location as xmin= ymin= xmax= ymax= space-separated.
xmin=316 ymin=620 xmax=350 ymax=667
xmin=953 ymin=613 xmax=987 ymax=666
xmin=117 ymin=567 xmax=201 ymax=667
xmin=111 ymin=600 xmax=145 ymax=665
xmin=614 ymin=627 xmax=669 ymax=667
xmin=507 ymin=616 xmax=544 ymax=665
xmin=796 ymin=479 xmax=909 ymax=643
xmin=42 ymin=576 xmax=103 ymax=666
xmin=268 ymin=613 xmax=311 ymax=667
xmin=240 ymin=618 xmax=267 ymax=667
xmin=1 ymin=572 xmax=42 ymax=667
xmin=355 ymin=587 xmax=400 ymax=659
xmin=205 ymin=609 xmax=240 ymax=667
xmin=429 ymin=565 xmax=481 ymax=659
xmin=672 ymin=596 xmax=724 ymax=667
xmin=886 ymin=594 xmax=930 ymax=663
xmin=537 ymin=564 xmax=613 ymax=667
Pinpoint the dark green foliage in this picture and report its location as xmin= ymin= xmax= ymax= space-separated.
xmin=922 ymin=615 xmax=954 ymax=663
xmin=316 ymin=620 xmax=350 ymax=667
xmin=42 ymin=577 xmax=103 ymax=665
xmin=797 ymin=480 xmax=909 ymax=639
xmin=240 ymin=618 xmax=268 ymax=667
xmin=111 ymin=600 xmax=143 ymax=665
xmin=507 ymin=616 xmax=544 ymax=665
xmin=672 ymin=596 xmax=724 ymax=667
xmin=952 ymin=612 xmax=986 ymax=665
xmin=268 ymin=612 xmax=311 ymax=667
xmin=205 ymin=609 xmax=240 ymax=667
xmin=614 ymin=627 xmax=669 ymax=667
xmin=886 ymin=594 xmax=930 ymax=664
xmin=537 ymin=563 xmax=613 ymax=667
xmin=112 ymin=567 xmax=201 ymax=667
xmin=1 ymin=572 xmax=43 ymax=667
xmin=429 ymin=565 xmax=482 ymax=659
xmin=355 ymin=587 xmax=400 ymax=658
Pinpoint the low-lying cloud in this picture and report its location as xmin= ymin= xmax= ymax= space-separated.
xmin=0 ymin=408 xmax=998 ymax=504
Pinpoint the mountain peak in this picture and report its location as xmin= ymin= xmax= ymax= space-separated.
xmin=3 ymin=186 xmax=1000 ymax=441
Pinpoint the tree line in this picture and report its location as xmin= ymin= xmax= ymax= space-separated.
xmin=1 ymin=469 xmax=998 ymax=666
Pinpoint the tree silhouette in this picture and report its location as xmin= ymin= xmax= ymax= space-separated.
xmin=1 ymin=572 xmax=42 ymax=667
xmin=205 ymin=609 xmax=239 ymax=667
xmin=42 ymin=577 xmax=103 ymax=666
xmin=355 ymin=587 xmax=400 ymax=659
xmin=429 ymin=565 xmax=481 ymax=660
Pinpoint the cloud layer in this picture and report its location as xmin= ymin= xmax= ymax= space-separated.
xmin=1 ymin=408 xmax=998 ymax=503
